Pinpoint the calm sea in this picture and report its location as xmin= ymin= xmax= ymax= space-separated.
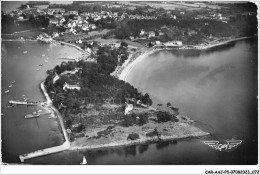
xmin=1 ymin=41 xmax=82 ymax=163
xmin=1 ymin=39 xmax=258 ymax=165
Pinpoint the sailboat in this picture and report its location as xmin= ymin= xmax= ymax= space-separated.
xmin=80 ymin=156 xmax=87 ymax=165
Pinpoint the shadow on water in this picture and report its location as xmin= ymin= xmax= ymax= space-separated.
xmin=156 ymin=142 xmax=170 ymax=150
xmin=138 ymin=144 xmax=149 ymax=154
xmin=124 ymin=145 xmax=137 ymax=157
xmin=86 ymin=149 xmax=110 ymax=159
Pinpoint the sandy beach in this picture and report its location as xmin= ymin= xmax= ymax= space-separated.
xmin=116 ymin=36 xmax=254 ymax=82
xmin=117 ymin=48 xmax=163 ymax=81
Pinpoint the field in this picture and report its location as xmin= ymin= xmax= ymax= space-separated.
xmin=118 ymin=1 xmax=222 ymax=11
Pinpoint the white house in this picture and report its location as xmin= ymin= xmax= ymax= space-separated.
xmin=49 ymin=19 xmax=59 ymax=25
xmin=124 ymin=103 xmax=134 ymax=115
xmin=60 ymin=68 xmax=80 ymax=76
xmin=85 ymin=47 xmax=92 ymax=54
xmin=53 ymin=73 xmax=60 ymax=84
xmin=63 ymin=82 xmax=81 ymax=91
xmin=140 ymin=29 xmax=145 ymax=36
xmin=176 ymin=41 xmax=183 ymax=46
xmin=148 ymin=31 xmax=155 ymax=38
xmin=52 ymin=32 xmax=59 ymax=38
xmin=68 ymin=11 xmax=78 ymax=16
xmin=129 ymin=36 xmax=135 ymax=40
xmin=155 ymin=41 xmax=161 ymax=45
xmin=82 ymin=24 xmax=89 ymax=31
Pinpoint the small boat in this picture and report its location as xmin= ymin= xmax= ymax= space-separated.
xmin=38 ymin=110 xmax=42 ymax=113
xmin=23 ymin=51 xmax=27 ymax=54
xmin=5 ymin=90 xmax=9 ymax=93
xmin=7 ymin=104 xmax=14 ymax=108
xmin=11 ymin=81 xmax=16 ymax=84
xmin=80 ymin=156 xmax=87 ymax=165
xmin=8 ymin=85 xmax=12 ymax=88
xmin=36 ymin=69 xmax=40 ymax=71
xmin=42 ymin=54 xmax=45 ymax=57
xmin=25 ymin=113 xmax=40 ymax=119
xmin=22 ymin=94 xmax=26 ymax=96
xmin=45 ymin=60 xmax=48 ymax=62
xmin=39 ymin=64 xmax=43 ymax=66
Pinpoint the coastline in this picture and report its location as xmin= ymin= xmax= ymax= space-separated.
xmin=16 ymin=37 xmax=252 ymax=157
xmin=69 ymin=119 xmax=210 ymax=151
xmin=1 ymin=38 xmax=89 ymax=56
xmin=40 ymin=78 xmax=210 ymax=153
xmin=53 ymin=40 xmax=89 ymax=55
xmin=40 ymin=82 xmax=70 ymax=145
xmin=118 ymin=48 xmax=162 ymax=81
xmin=116 ymin=36 xmax=254 ymax=82
xmin=69 ymin=133 xmax=210 ymax=151
xmin=1 ymin=39 xmax=37 ymax=42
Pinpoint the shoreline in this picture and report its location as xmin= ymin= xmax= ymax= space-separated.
xmin=69 ymin=132 xmax=210 ymax=151
xmin=40 ymin=82 xmax=70 ymax=144
xmin=10 ymin=36 xmax=251 ymax=159
xmin=53 ymin=40 xmax=89 ymax=55
xmin=116 ymin=36 xmax=254 ymax=82
xmin=191 ymin=36 xmax=253 ymax=50
xmin=1 ymin=38 xmax=88 ymax=56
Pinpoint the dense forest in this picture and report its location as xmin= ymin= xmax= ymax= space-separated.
xmin=114 ymin=14 xmax=257 ymax=41
xmin=45 ymin=45 xmax=152 ymax=117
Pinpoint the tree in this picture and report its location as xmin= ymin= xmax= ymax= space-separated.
xmin=139 ymin=113 xmax=148 ymax=126
xmin=121 ymin=41 xmax=128 ymax=48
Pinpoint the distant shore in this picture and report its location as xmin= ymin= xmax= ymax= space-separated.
xmin=53 ymin=40 xmax=89 ymax=55
xmin=1 ymin=38 xmax=89 ymax=56
xmin=116 ymin=36 xmax=254 ymax=82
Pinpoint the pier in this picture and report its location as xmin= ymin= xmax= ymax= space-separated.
xmin=19 ymin=141 xmax=70 ymax=162
xmin=9 ymin=100 xmax=42 ymax=106
xmin=19 ymin=82 xmax=70 ymax=163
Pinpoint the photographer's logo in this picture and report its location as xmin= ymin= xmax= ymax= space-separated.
xmin=203 ymin=140 xmax=243 ymax=152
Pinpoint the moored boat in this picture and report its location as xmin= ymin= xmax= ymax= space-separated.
xmin=25 ymin=113 xmax=40 ymax=119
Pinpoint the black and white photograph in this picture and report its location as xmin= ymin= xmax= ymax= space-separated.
xmin=0 ymin=0 xmax=259 ymax=174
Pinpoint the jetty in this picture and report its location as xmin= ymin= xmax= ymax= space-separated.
xmin=19 ymin=82 xmax=70 ymax=163
xmin=9 ymin=100 xmax=41 ymax=106
xmin=19 ymin=141 xmax=70 ymax=163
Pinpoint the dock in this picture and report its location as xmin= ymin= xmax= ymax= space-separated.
xmin=19 ymin=141 xmax=70 ymax=162
xmin=18 ymin=82 xmax=70 ymax=163
xmin=9 ymin=100 xmax=41 ymax=106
